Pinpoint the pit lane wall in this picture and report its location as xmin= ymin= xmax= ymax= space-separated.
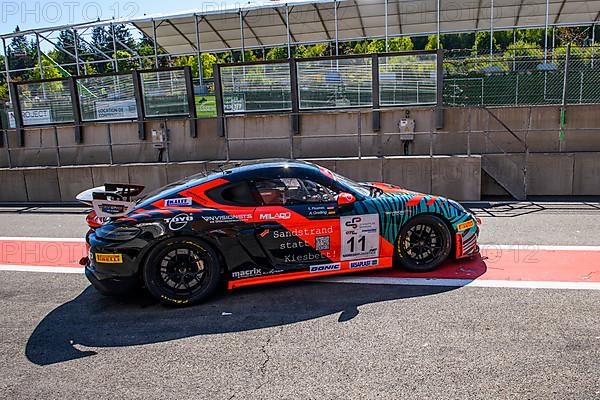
xmin=0 ymin=156 xmax=481 ymax=203
xmin=2 ymin=152 xmax=599 ymax=203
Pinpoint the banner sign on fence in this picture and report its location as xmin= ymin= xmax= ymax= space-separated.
xmin=95 ymin=100 xmax=137 ymax=120
xmin=224 ymin=94 xmax=246 ymax=113
xmin=8 ymin=109 xmax=52 ymax=127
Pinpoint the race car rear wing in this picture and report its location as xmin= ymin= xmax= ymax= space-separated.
xmin=76 ymin=183 xmax=145 ymax=218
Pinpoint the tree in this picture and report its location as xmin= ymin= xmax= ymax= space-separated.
xmin=296 ymin=44 xmax=328 ymax=58
xmin=473 ymin=32 xmax=498 ymax=54
xmin=53 ymin=29 xmax=88 ymax=75
xmin=365 ymin=37 xmax=414 ymax=53
xmin=201 ymin=53 xmax=217 ymax=79
xmin=7 ymin=26 xmax=36 ymax=80
xmin=266 ymin=47 xmax=290 ymax=60
xmin=425 ymin=35 xmax=441 ymax=50
xmin=504 ymin=40 xmax=543 ymax=70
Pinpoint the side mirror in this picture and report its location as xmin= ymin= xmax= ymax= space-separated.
xmin=337 ymin=192 xmax=356 ymax=208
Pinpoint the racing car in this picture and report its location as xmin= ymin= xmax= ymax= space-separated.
xmin=78 ymin=159 xmax=479 ymax=306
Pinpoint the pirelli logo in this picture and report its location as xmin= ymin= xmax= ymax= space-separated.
xmin=457 ymin=220 xmax=475 ymax=231
xmin=95 ymin=253 xmax=123 ymax=263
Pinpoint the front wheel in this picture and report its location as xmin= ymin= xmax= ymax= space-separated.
xmin=395 ymin=215 xmax=452 ymax=272
xmin=143 ymin=237 xmax=221 ymax=306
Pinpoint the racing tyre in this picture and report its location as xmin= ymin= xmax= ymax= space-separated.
xmin=143 ymin=237 xmax=221 ymax=306
xmin=395 ymin=215 xmax=452 ymax=272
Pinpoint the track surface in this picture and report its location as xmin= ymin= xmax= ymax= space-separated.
xmin=0 ymin=203 xmax=599 ymax=399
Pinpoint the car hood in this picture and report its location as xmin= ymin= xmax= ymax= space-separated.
xmin=366 ymin=181 xmax=423 ymax=196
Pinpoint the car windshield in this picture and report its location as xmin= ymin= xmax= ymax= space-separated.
xmin=332 ymin=172 xmax=371 ymax=197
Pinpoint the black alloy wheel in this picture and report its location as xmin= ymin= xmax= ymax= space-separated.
xmin=143 ymin=238 xmax=221 ymax=306
xmin=395 ymin=215 xmax=452 ymax=272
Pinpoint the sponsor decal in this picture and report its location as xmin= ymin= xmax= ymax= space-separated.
xmin=309 ymin=263 xmax=341 ymax=273
xmin=201 ymin=214 xmax=252 ymax=224
xmin=260 ymin=212 xmax=291 ymax=220
xmin=231 ymin=267 xmax=263 ymax=279
xmin=231 ymin=267 xmax=283 ymax=279
xmin=272 ymin=226 xmax=334 ymax=239
xmin=349 ymin=258 xmax=379 ymax=269
xmin=100 ymin=203 xmax=128 ymax=215
xmin=165 ymin=197 xmax=193 ymax=207
xmin=384 ymin=210 xmax=407 ymax=216
xmin=92 ymin=199 xmax=134 ymax=218
xmin=166 ymin=213 xmax=193 ymax=231
xmin=315 ymin=236 xmax=330 ymax=251
xmin=341 ymin=214 xmax=380 ymax=261
xmin=344 ymin=216 xmax=362 ymax=229
xmin=457 ymin=220 xmax=475 ymax=231
xmin=95 ymin=253 xmax=123 ymax=263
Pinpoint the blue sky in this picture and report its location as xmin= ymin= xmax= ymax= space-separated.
xmin=1 ymin=0 xmax=279 ymax=34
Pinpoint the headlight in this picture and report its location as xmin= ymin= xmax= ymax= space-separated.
xmin=95 ymin=225 xmax=141 ymax=241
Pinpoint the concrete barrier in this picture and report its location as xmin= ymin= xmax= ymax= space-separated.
xmin=431 ymin=155 xmax=481 ymax=201
xmin=0 ymin=156 xmax=485 ymax=202
xmin=0 ymin=168 xmax=27 ymax=201
xmin=57 ymin=166 xmax=94 ymax=201
xmin=383 ymin=156 xmax=432 ymax=194
xmin=573 ymin=153 xmax=600 ymax=195
xmin=527 ymin=153 xmax=574 ymax=196
xmin=127 ymin=164 xmax=168 ymax=193
xmin=23 ymin=168 xmax=61 ymax=202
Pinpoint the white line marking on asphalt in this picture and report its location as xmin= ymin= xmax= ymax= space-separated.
xmin=317 ymin=276 xmax=600 ymax=290
xmin=0 ymin=264 xmax=84 ymax=274
xmin=0 ymin=237 xmax=85 ymax=242
xmin=1 ymin=265 xmax=599 ymax=291
xmin=479 ymin=244 xmax=600 ymax=251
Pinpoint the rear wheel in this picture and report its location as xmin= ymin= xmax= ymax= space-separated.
xmin=395 ymin=215 xmax=452 ymax=272
xmin=143 ymin=238 xmax=221 ymax=306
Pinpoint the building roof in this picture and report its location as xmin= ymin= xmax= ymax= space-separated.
xmin=130 ymin=0 xmax=600 ymax=54
xmin=2 ymin=0 xmax=599 ymax=53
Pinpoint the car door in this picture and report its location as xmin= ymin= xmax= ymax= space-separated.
xmin=251 ymin=175 xmax=342 ymax=273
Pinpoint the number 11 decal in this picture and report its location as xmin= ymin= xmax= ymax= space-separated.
xmin=340 ymin=214 xmax=380 ymax=261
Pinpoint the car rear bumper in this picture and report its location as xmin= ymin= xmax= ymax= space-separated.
xmin=85 ymin=231 xmax=143 ymax=295
xmin=85 ymin=263 xmax=140 ymax=295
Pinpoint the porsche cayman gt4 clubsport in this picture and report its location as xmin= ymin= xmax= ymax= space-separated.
xmin=78 ymin=159 xmax=480 ymax=306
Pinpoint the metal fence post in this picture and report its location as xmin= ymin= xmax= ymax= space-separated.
xmin=371 ymin=54 xmax=380 ymax=133
xmin=467 ymin=107 xmax=471 ymax=156
xmin=10 ymin=82 xmax=25 ymax=147
xmin=107 ymin=124 xmax=114 ymax=165
xmin=289 ymin=58 xmax=300 ymax=135
xmin=559 ymin=43 xmax=571 ymax=151
xmin=357 ymin=110 xmax=362 ymax=159
xmin=213 ymin=64 xmax=226 ymax=137
xmin=435 ymin=48 xmax=444 ymax=129
xmin=132 ymin=70 xmax=146 ymax=140
xmin=53 ymin=126 xmax=61 ymax=167
xmin=183 ymin=66 xmax=198 ymax=138
xmin=68 ymin=76 xmax=83 ymax=143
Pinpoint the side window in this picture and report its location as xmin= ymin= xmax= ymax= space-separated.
xmin=255 ymin=178 xmax=338 ymax=206
xmin=206 ymin=182 xmax=259 ymax=206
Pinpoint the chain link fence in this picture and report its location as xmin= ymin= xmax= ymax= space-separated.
xmin=444 ymin=46 xmax=600 ymax=107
